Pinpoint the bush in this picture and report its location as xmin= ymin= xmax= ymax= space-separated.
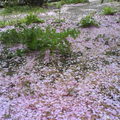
xmin=102 ymin=6 xmax=117 ymax=15
xmin=79 ymin=15 xmax=99 ymax=27
xmin=0 ymin=26 xmax=80 ymax=55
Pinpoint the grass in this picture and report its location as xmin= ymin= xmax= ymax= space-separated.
xmin=0 ymin=26 xmax=80 ymax=55
xmin=61 ymin=0 xmax=89 ymax=4
xmin=22 ymin=13 xmax=44 ymax=25
xmin=79 ymin=15 xmax=99 ymax=28
xmin=0 ymin=5 xmax=46 ymax=15
xmin=47 ymin=1 xmax=64 ymax=8
xmin=47 ymin=0 xmax=88 ymax=8
xmin=0 ymin=14 xmax=44 ymax=28
xmin=0 ymin=20 xmax=20 ymax=28
xmin=102 ymin=6 xmax=117 ymax=15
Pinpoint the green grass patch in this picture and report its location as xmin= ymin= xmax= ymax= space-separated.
xmin=61 ymin=0 xmax=89 ymax=4
xmin=47 ymin=0 xmax=88 ymax=8
xmin=0 ymin=5 xmax=46 ymax=15
xmin=0 ymin=26 xmax=80 ymax=55
xmin=0 ymin=14 xmax=44 ymax=28
xmin=47 ymin=1 xmax=64 ymax=8
xmin=22 ymin=13 xmax=44 ymax=25
xmin=102 ymin=6 xmax=117 ymax=15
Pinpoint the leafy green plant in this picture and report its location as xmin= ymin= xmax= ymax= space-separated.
xmin=16 ymin=49 xmax=26 ymax=57
xmin=23 ymin=14 xmax=44 ymax=25
xmin=0 ymin=26 xmax=80 ymax=55
xmin=79 ymin=15 xmax=99 ymax=27
xmin=102 ymin=6 xmax=117 ymax=15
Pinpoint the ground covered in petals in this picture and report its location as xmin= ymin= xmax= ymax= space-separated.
xmin=0 ymin=0 xmax=120 ymax=120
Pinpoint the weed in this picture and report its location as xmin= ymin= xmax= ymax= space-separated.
xmin=23 ymin=13 xmax=44 ymax=25
xmin=0 ymin=26 xmax=80 ymax=55
xmin=102 ymin=6 xmax=117 ymax=15
xmin=79 ymin=15 xmax=99 ymax=27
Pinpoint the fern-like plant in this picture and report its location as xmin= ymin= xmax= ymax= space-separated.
xmin=0 ymin=26 xmax=80 ymax=55
xmin=79 ymin=15 xmax=99 ymax=27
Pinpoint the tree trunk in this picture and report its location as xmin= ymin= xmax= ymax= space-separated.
xmin=101 ymin=0 xmax=104 ymax=3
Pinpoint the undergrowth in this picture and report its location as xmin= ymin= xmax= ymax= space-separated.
xmin=0 ymin=26 xmax=80 ymax=55
xmin=47 ymin=0 xmax=88 ymax=7
xmin=79 ymin=15 xmax=99 ymax=27
xmin=1 ymin=5 xmax=46 ymax=15
xmin=61 ymin=0 xmax=89 ymax=4
xmin=0 ymin=14 xmax=44 ymax=28
xmin=22 ymin=13 xmax=44 ymax=25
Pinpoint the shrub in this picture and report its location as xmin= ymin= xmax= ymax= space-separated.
xmin=0 ymin=26 xmax=80 ymax=55
xmin=102 ymin=6 xmax=117 ymax=15
xmin=79 ymin=15 xmax=99 ymax=27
